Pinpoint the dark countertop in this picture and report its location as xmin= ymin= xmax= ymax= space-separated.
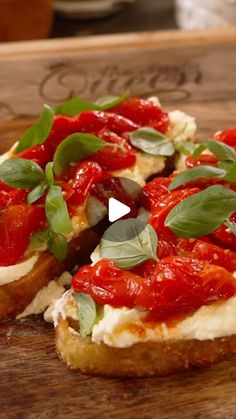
xmin=52 ymin=0 xmax=176 ymax=38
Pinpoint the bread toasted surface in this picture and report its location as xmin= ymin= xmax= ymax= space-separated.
xmin=0 ymin=227 xmax=101 ymax=319
xmin=55 ymin=316 xmax=236 ymax=377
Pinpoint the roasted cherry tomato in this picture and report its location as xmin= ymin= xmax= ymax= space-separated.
xmin=90 ymin=129 xmax=136 ymax=171
xmin=45 ymin=115 xmax=78 ymax=152
xmin=214 ymin=128 xmax=236 ymax=147
xmin=66 ymin=161 xmax=108 ymax=207
xmin=16 ymin=144 xmax=53 ymax=169
xmin=212 ymin=213 xmax=236 ymax=249
xmin=191 ymin=240 xmax=236 ymax=272
xmin=76 ymin=110 xmax=138 ymax=136
xmin=72 ymin=260 xmax=152 ymax=309
xmin=140 ymin=177 xmax=171 ymax=210
xmin=185 ymin=154 xmax=219 ymax=169
xmin=72 ymin=257 xmax=236 ymax=321
xmin=111 ymin=98 xmax=170 ymax=134
xmin=0 ymin=204 xmax=45 ymax=266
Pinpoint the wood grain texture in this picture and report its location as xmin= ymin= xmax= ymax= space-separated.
xmin=1 ymin=29 xmax=236 ymax=418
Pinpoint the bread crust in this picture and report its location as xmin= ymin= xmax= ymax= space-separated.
xmin=0 ymin=226 xmax=102 ymax=319
xmin=55 ymin=317 xmax=236 ymax=377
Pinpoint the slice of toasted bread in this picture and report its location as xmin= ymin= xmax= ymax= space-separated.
xmin=55 ymin=316 xmax=236 ymax=378
xmin=0 ymin=225 xmax=103 ymax=319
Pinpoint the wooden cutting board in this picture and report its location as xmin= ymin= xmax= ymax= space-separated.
xmin=1 ymin=29 xmax=236 ymax=418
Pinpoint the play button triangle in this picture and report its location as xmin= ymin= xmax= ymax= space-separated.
xmin=108 ymin=198 xmax=131 ymax=223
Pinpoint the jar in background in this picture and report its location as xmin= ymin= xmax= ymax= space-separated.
xmin=0 ymin=0 xmax=53 ymax=42
xmin=175 ymin=0 xmax=236 ymax=30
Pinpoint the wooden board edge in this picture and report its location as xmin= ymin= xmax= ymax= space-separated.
xmin=1 ymin=28 xmax=236 ymax=61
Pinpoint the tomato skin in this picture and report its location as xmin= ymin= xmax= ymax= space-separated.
xmin=76 ymin=111 xmax=138 ymax=135
xmin=72 ymin=260 xmax=152 ymax=308
xmin=140 ymin=177 xmax=171 ymax=210
xmin=191 ymin=241 xmax=236 ymax=272
xmin=16 ymin=144 xmax=53 ymax=169
xmin=45 ymin=115 xmax=78 ymax=152
xmin=185 ymin=154 xmax=219 ymax=169
xmin=66 ymin=161 xmax=107 ymax=207
xmin=111 ymin=98 xmax=170 ymax=134
xmin=72 ymin=257 xmax=236 ymax=321
xmin=214 ymin=128 xmax=236 ymax=147
xmin=0 ymin=204 xmax=45 ymax=266
xmin=90 ymin=129 xmax=136 ymax=171
xmin=0 ymin=189 xmax=27 ymax=209
xmin=212 ymin=213 xmax=236 ymax=249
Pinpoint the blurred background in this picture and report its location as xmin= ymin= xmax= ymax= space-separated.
xmin=0 ymin=0 xmax=236 ymax=42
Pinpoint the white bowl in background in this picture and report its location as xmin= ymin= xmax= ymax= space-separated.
xmin=54 ymin=0 xmax=137 ymax=19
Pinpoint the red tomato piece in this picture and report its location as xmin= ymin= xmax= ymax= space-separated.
xmin=191 ymin=240 xmax=236 ymax=272
xmin=45 ymin=115 xmax=78 ymax=152
xmin=185 ymin=154 xmax=219 ymax=169
xmin=72 ymin=260 xmax=153 ymax=309
xmin=214 ymin=128 xmax=236 ymax=148
xmin=150 ymin=257 xmax=236 ymax=320
xmin=0 ymin=204 xmax=45 ymax=266
xmin=140 ymin=177 xmax=171 ymax=210
xmin=72 ymin=257 xmax=236 ymax=321
xmin=90 ymin=129 xmax=136 ymax=171
xmin=111 ymin=98 xmax=170 ymax=134
xmin=76 ymin=111 xmax=138 ymax=136
xmin=0 ymin=189 xmax=27 ymax=210
xmin=66 ymin=161 xmax=108 ymax=207
xmin=212 ymin=213 xmax=236 ymax=249
xmin=16 ymin=144 xmax=53 ymax=169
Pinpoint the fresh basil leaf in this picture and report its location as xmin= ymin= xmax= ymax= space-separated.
xmin=27 ymin=230 xmax=49 ymax=252
xmin=175 ymin=141 xmax=196 ymax=156
xmin=223 ymin=161 xmax=236 ymax=183
xmin=73 ymin=292 xmax=97 ymax=336
xmin=192 ymin=139 xmax=236 ymax=161
xmin=48 ymin=232 xmax=68 ymax=262
xmin=45 ymin=185 xmax=72 ymax=234
xmin=95 ymin=91 xmax=129 ymax=111
xmin=45 ymin=162 xmax=54 ymax=185
xmin=27 ymin=182 xmax=48 ymax=204
xmin=192 ymin=144 xmax=206 ymax=160
xmin=0 ymin=158 xmax=45 ymax=188
xmin=225 ymin=220 xmax=236 ymax=236
xmin=53 ymin=133 xmax=120 ymax=176
xmin=165 ymin=185 xmax=236 ymax=238
xmin=129 ymin=128 xmax=175 ymax=156
xmin=54 ymin=97 xmax=99 ymax=116
xmin=169 ymin=166 xmax=226 ymax=191
xmin=100 ymin=218 xmax=158 ymax=269
xmin=15 ymin=105 xmax=54 ymax=154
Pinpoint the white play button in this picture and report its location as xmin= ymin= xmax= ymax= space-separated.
xmin=108 ymin=198 xmax=131 ymax=223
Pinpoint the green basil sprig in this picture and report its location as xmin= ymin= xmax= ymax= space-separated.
xmin=129 ymin=127 xmax=175 ymax=157
xmin=73 ymin=292 xmax=98 ymax=336
xmin=53 ymin=133 xmax=125 ymax=176
xmin=54 ymin=92 xmax=128 ymax=117
xmin=54 ymin=98 xmax=99 ymax=116
xmin=15 ymin=105 xmax=54 ymax=154
xmin=0 ymin=158 xmax=45 ymax=188
xmin=48 ymin=231 xmax=68 ymax=262
xmin=45 ymin=185 xmax=72 ymax=234
xmin=95 ymin=91 xmax=129 ymax=110
xmin=165 ymin=185 xmax=236 ymax=238
xmin=193 ymin=139 xmax=236 ymax=161
xmin=100 ymin=218 xmax=158 ymax=269
xmin=169 ymin=166 xmax=228 ymax=191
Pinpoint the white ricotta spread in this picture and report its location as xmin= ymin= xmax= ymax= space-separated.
xmin=91 ymin=298 xmax=236 ymax=348
xmin=17 ymin=271 xmax=72 ymax=321
xmin=0 ymin=255 xmax=39 ymax=286
xmin=169 ymin=110 xmax=197 ymax=144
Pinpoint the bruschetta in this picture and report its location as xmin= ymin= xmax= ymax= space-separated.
xmin=54 ymin=129 xmax=236 ymax=377
xmin=0 ymin=94 xmax=196 ymax=319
